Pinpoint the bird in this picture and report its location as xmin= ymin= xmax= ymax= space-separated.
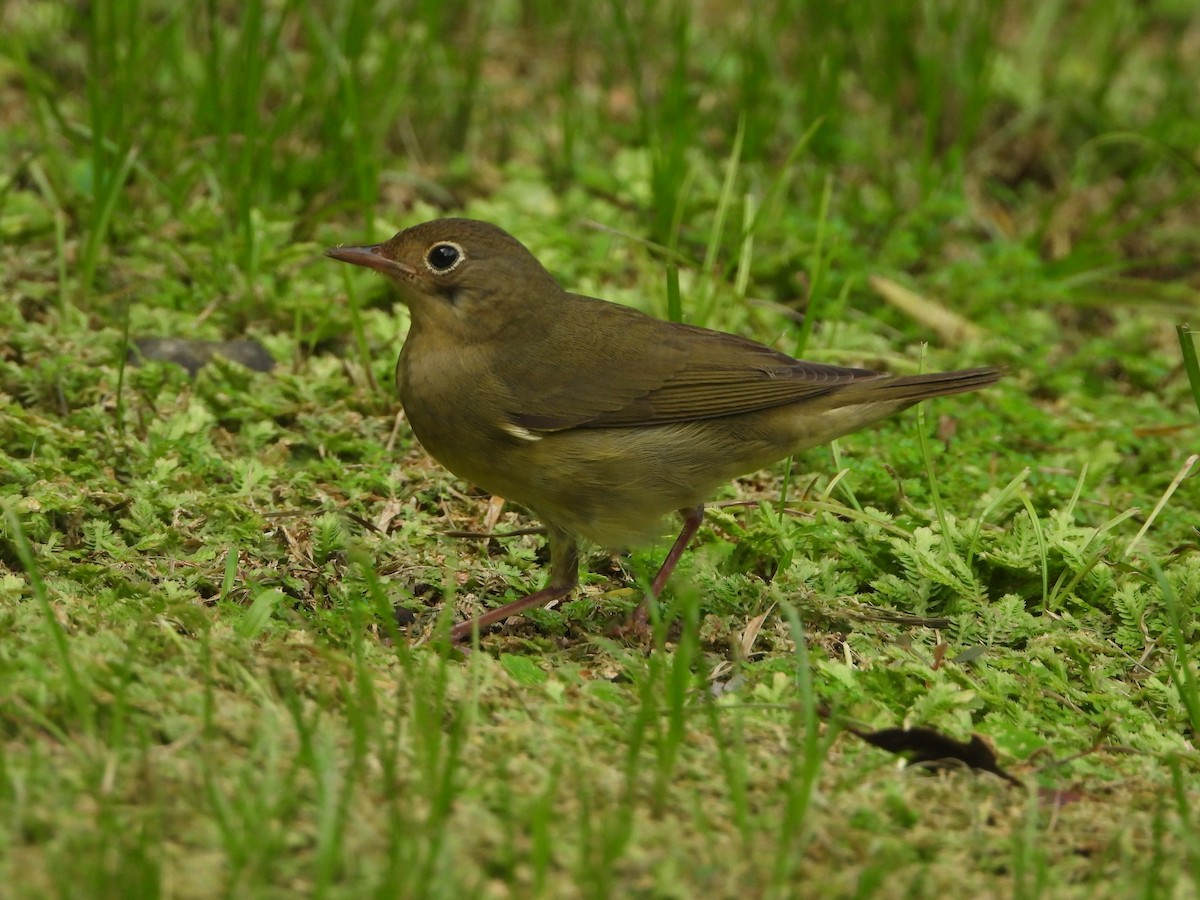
xmin=326 ymin=218 xmax=1000 ymax=642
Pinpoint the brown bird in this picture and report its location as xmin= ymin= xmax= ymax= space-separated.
xmin=326 ymin=219 xmax=999 ymax=642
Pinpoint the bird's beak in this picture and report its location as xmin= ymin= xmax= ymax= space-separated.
xmin=324 ymin=244 xmax=418 ymax=278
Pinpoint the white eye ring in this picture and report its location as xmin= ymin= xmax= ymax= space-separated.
xmin=424 ymin=241 xmax=466 ymax=274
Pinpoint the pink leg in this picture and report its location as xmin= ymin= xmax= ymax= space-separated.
xmin=629 ymin=505 xmax=705 ymax=631
xmin=450 ymin=526 xmax=579 ymax=643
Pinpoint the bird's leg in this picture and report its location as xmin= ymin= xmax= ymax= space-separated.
xmin=628 ymin=505 xmax=705 ymax=631
xmin=449 ymin=525 xmax=579 ymax=643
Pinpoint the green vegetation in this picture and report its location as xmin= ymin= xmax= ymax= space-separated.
xmin=2 ymin=0 xmax=1198 ymax=895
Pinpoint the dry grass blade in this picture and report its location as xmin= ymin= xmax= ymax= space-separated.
xmin=869 ymin=274 xmax=985 ymax=345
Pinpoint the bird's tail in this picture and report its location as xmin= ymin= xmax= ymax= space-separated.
xmin=841 ymin=366 xmax=1002 ymax=405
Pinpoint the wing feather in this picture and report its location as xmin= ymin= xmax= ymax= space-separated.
xmin=502 ymin=295 xmax=881 ymax=432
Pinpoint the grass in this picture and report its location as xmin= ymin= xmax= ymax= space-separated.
xmin=2 ymin=0 xmax=1200 ymax=895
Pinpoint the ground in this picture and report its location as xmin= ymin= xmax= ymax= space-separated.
xmin=2 ymin=1 xmax=1199 ymax=896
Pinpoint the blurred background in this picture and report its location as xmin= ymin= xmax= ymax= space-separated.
xmin=4 ymin=0 xmax=1198 ymax=340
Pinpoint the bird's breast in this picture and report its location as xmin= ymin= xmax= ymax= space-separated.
xmin=396 ymin=337 xmax=538 ymax=498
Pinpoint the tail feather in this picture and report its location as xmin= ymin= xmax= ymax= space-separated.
xmin=843 ymin=366 xmax=1002 ymax=404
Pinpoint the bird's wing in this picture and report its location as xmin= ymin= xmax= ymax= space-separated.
xmin=503 ymin=296 xmax=881 ymax=432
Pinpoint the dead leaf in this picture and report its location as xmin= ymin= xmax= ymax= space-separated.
xmin=739 ymin=606 xmax=774 ymax=658
xmin=845 ymin=724 xmax=1022 ymax=786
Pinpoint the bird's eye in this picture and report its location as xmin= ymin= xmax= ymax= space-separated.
xmin=425 ymin=242 xmax=464 ymax=273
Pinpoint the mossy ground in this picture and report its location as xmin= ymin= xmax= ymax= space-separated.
xmin=2 ymin=2 xmax=1199 ymax=896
